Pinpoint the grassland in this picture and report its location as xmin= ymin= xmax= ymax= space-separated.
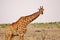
xmin=0 ymin=22 xmax=60 ymax=40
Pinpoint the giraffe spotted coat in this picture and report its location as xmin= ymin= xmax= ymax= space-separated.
xmin=5 ymin=6 xmax=44 ymax=40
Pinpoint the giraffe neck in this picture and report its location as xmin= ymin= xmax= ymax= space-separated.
xmin=16 ymin=11 xmax=41 ymax=26
xmin=24 ymin=11 xmax=40 ymax=24
xmin=11 ymin=10 xmax=41 ymax=27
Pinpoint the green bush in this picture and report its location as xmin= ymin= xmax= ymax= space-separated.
xmin=0 ymin=24 xmax=8 ymax=28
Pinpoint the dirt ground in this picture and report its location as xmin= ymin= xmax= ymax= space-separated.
xmin=0 ymin=25 xmax=60 ymax=40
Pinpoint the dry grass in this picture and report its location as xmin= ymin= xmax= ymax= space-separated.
xmin=0 ymin=22 xmax=60 ymax=40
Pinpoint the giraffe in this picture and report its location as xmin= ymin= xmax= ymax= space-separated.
xmin=5 ymin=6 xmax=44 ymax=40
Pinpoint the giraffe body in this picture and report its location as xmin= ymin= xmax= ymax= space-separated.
xmin=5 ymin=6 xmax=44 ymax=40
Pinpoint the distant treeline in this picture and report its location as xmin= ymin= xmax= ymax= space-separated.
xmin=32 ymin=22 xmax=60 ymax=24
xmin=31 ymin=22 xmax=60 ymax=28
xmin=0 ymin=22 xmax=60 ymax=28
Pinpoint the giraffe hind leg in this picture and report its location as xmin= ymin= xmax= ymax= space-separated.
xmin=5 ymin=34 xmax=12 ymax=40
xmin=5 ymin=31 xmax=12 ymax=40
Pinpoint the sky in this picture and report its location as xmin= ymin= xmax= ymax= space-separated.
xmin=0 ymin=0 xmax=60 ymax=24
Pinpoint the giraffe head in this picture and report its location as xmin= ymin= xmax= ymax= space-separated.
xmin=38 ymin=6 xmax=44 ymax=14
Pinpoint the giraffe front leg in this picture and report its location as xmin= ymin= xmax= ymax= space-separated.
xmin=19 ymin=33 xmax=24 ymax=40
